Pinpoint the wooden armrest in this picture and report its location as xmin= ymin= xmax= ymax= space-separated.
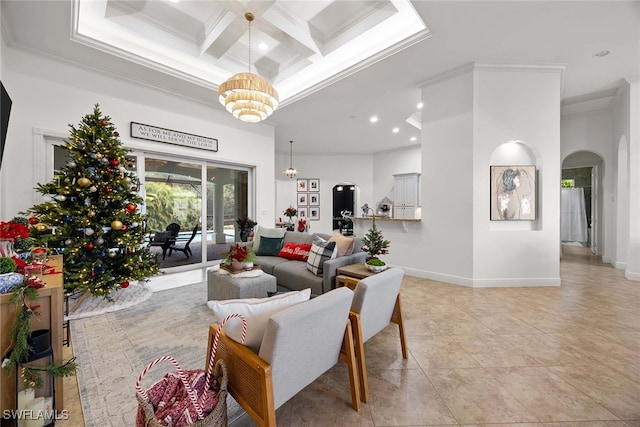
xmin=207 ymin=324 xmax=276 ymax=427
xmin=343 ymin=277 xmax=359 ymax=290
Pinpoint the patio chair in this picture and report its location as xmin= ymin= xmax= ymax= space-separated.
xmin=170 ymin=224 xmax=198 ymax=258
xmin=149 ymin=222 xmax=180 ymax=260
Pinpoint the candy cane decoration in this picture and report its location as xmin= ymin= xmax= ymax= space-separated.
xmin=135 ymin=355 xmax=205 ymax=419
xmin=204 ymin=313 xmax=247 ymax=391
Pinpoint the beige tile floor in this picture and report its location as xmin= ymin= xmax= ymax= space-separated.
xmin=60 ymin=244 xmax=640 ymax=426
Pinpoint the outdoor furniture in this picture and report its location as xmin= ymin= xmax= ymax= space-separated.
xmin=170 ymin=224 xmax=198 ymax=258
xmin=149 ymin=223 xmax=181 ymax=260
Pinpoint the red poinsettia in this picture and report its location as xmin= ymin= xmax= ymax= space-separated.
xmin=227 ymin=243 xmax=250 ymax=262
xmin=0 ymin=221 xmax=29 ymax=241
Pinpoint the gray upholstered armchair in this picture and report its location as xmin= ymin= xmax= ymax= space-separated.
xmin=345 ymin=267 xmax=407 ymax=402
xmin=206 ymin=287 xmax=360 ymax=427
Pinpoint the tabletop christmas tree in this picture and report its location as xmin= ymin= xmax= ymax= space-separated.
xmin=28 ymin=104 xmax=159 ymax=298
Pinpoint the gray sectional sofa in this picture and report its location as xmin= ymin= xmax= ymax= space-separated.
xmin=251 ymin=231 xmax=367 ymax=295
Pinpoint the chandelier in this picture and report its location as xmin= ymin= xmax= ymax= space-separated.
xmin=218 ymin=13 xmax=279 ymax=123
xmin=283 ymin=140 xmax=298 ymax=178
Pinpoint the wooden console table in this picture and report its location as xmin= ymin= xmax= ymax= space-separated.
xmin=0 ymin=255 xmax=64 ymax=414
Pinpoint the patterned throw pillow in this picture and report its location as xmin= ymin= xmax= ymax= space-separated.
xmin=306 ymin=239 xmax=337 ymax=276
xmin=278 ymin=242 xmax=312 ymax=261
xmin=255 ymin=236 xmax=284 ymax=256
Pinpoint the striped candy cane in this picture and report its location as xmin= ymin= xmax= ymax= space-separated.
xmin=135 ymin=355 xmax=205 ymax=419
xmin=204 ymin=313 xmax=247 ymax=392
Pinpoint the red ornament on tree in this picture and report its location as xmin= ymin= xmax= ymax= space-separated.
xmin=86 ymin=243 xmax=95 ymax=250
xmin=121 ymin=225 xmax=128 ymax=231
xmin=125 ymin=203 xmax=136 ymax=213
xmin=120 ymin=281 xmax=129 ymax=289
xmin=106 ymin=168 xmax=113 ymax=173
xmin=100 ymin=120 xmax=107 ymax=126
xmin=110 ymin=159 xmax=120 ymax=167
xmin=105 ymin=187 xmax=112 ymax=193
xmin=28 ymin=217 xmax=39 ymax=225
xmin=131 ymin=186 xmax=138 ymax=191
xmin=114 ymin=131 xmax=120 ymax=136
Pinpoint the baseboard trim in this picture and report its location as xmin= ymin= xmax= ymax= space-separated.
xmin=625 ymin=270 xmax=640 ymax=281
xmin=400 ymin=267 xmax=560 ymax=288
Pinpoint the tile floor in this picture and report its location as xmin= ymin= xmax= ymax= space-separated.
xmin=61 ymin=244 xmax=640 ymax=426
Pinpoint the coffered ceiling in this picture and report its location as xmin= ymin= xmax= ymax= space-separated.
xmin=2 ymin=1 xmax=639 ymax=155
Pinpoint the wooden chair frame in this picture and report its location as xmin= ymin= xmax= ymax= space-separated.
xmin=206 ymin=322 xmax=360 ymax=427
xmin=344 ymin=277 xmax=407 ymax=403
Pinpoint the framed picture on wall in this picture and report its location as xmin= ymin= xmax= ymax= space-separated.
xmin=308 ymin=193 xmax=319 ymax=206
xmin=309 ymin=207 xmax=320 ymax=220
xmin=297 ymin=192 xmax=308 ymax=206
xmin=490 ymin=165 xmax=536 ymax=220
xmin=296 ymin=179 xmax=308 ymax=192
xmin=309 ymin=178 xmax=320 ymax=191
xmin=298 ymin=207 xmax=308 ymax=218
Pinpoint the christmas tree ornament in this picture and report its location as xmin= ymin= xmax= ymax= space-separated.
xmin=56 ymin=195 xmax=67 ymax=201
xmin=88 ymin=210 xmax=96 ymax=217
xmin=42 ymin=195 xmax=53 ymax=203
xmin=65 ymin=239 xmax=72 ymax=245
xmin=105 ymin=187 xmax=112 ymax=193
xmin=95 ymin=138 xmax=102 ymax=144
xmin=121 ymin=225 xmax=128 ymax=231
xmin=110 ymin=159 xmax=120 ymax=167
xmin=35 ymin=224 xmax=48 ymax=232
xmin=100 ymin=120 xmax=107 ymax=126
xmin=125 ymin=203 xmax=136 ymax=213
xmin=114 ymin=131 xmax=120 ymax=137
xmin=120 ymin=281 xmax=129 ymax=288
xmin=84 ymin=228 xmax=95 ymax=236
xmin=89 ymin=186 xmax=98 ymax=193
xmin=68 ymin=161 xmax=76 ymax=167
xmin=77 ymin=177 xmax=92 ymax=188
xmin=95 ymin=265 xmax=104 ymax=273
xmin=131 ymin=186 xmax=138 ymax=191
xmin=95 ymin=237 xmax=104 ymax=245
xmin=106 ymin=167 xmax=113 ymax=173
xmin=95 ymin=153 xmax=103 ymax=159
xmin=110 ymin=220 xmax=123 ymax=230
xmin=131 ymin=222 xmax=139 ymax=228
xmin=86 ymin=243 xmax=95 ymax=250
xmin=63 ymin=215 xmax=72 ymax=222
xmin=108 ymin=249 xmax=117 ymax=257
xmin=124 ymin=177 xmax=132 ymax=183
xmin=28 ymin=217 xmax=39 ymax=225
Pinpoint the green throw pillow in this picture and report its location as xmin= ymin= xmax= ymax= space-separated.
xmin=256 ymin=236 xmax=284 ymax=256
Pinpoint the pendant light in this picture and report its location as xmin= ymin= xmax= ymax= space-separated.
xmin=283 ymin=140 xmax=298 ymax=178
xmin=218 ymin=13 xmax=279 ymax=123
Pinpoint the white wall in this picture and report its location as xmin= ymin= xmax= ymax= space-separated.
xmin=274 ymin=152 xmax=373 ymax=235
xmin=0 ymin=47 xmax=276 ymax=227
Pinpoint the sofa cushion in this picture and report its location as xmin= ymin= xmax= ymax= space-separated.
xmin=253 ymin=226 xmax=286 ymax=254
xmin=207 ymin=288 xmax=311 ymax=352
xmin=273 ymin=260 xmax=323 ymax=295
xmin=282 ymin=231 xmax=315 ymax=246
xmin=254 ymin=255 xmax=289 ymax=275
xmin=306 ymin=239 xmax=337 ymax=276
xmin=328 ymin=232 xmax=355 ymax=257
xmin=255 ymin=236 xmax=284 ymax=256
xmin=278 ymin=242 xmax=312 ymax=261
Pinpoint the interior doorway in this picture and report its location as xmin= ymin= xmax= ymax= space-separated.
xmin=561 ymin=151 xmax=603 ymax=255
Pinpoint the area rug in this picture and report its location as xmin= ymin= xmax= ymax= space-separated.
xmin=65 ymin=281 xmax=153 ymax=320
xmin=70 ymin=282 xmax=244 ymax=426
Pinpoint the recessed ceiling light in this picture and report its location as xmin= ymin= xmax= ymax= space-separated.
xmin=410 ymin=136 xmax=417 ymax=142
xmin=416 ymin=102 xmax=423 ymax=109
xmin=392 ymin=127 xmax=399 ymax=133
xmin=168 ymin=0 xmax=180 ymax=3
xmin=593 ymin=50 xmax=611 ymax=58
xmin=369 ymin=116 xmax=378 ymax=123
xmin=258 ymin=42 xmax=268 ymax=51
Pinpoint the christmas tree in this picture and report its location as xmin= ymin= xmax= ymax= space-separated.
xmin=360 ymin=204 xmax=390 ymax=260
xmin=28 ymin=104 xmax=159 ymax=298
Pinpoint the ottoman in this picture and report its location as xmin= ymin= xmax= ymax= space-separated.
xmin=207 ymin=266 xmax=277 ymax=301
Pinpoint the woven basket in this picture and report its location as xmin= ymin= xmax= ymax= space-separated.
xmin=136 ymin=359 xmax=228 ymax=427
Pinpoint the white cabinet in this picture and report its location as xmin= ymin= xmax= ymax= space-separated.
xmin=393 ymin=173 xmax=421 ymax=219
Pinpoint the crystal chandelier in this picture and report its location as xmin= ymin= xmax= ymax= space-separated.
xmin=283 ymin=140 xmax=298 ymax=178
xmin=218 ymin=13 xmax=279 ymax=123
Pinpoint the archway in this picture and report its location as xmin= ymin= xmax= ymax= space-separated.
xmin=561 ymin=150 xmax=604 ymax=255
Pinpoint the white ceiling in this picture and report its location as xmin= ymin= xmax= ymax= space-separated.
xmin=2 ymin=1 xmax=639 ymax=155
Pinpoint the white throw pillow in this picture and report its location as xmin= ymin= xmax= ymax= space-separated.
xmin=253 ymin=225 xmax=286 ymax=255
xmin=207 ymin=289 xmax=311 ymax=352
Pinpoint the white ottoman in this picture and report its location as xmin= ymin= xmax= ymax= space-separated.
xmin=207 ymin=266 xmax=277 ymax=301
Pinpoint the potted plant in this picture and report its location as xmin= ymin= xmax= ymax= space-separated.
xmin=236 ymin=217 xmax=257 ymax=242
xmin=283 ymin=206 xmax=297 ymax=223
xmin=361 ymin=205 xmax=390 ymax=272
xmin=225 ymin=243 xmax=257 ymax=270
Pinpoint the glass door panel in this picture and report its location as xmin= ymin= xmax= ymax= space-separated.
xmin=145 ymin=158 xmax=202 ymax=268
